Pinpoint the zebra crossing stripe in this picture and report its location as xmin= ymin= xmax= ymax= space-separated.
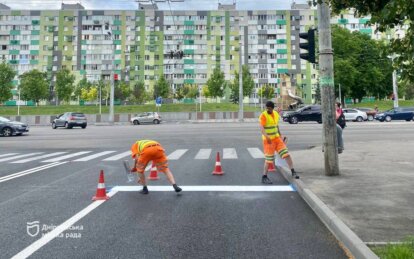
xmin=74 ymin=151 xmax=116 ymax=162
xmin=0 ymin=153 xmax=19 ymax=158
xmin=247 ymin=148 xmax=264 ymax=159
xmin=11 ymin=152 xmax=68 ymax=164
xmin=194 ymin=149 xmax=212 ymax=159
xmin=102 ymin=151 xmax=131 ymax=161
xmin=42 ymin=151 xmax=92 ymax=162
xmin=0 ymin=153 xmax=43 ymax=163
xmin=167 ymin=149 xmax=188 ymax=160
xmin=223 ymin=148 xmax=237 ymax=159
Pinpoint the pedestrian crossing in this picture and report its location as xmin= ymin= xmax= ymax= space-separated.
xmin=0 ymin=148 xmax=267 ymax=164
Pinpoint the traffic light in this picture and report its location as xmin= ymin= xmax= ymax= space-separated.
xmin=299 ymin=29 xmax=316 ymax=63
xmin=114 ymin=74 xmax=119 ymax=81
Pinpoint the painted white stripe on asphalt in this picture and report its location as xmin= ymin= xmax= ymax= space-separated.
xmin=11 ymin=152 xmax=67 ymax=164
xmin=194 ymin=149 xmax=212 ymax=159
xmin=102 ymin=151 xmax=131 ymax=161
xmin=247 ymin=148 xmax=264 ymax=159
xmin=11 ymin=189 xmax=119 ymax=259
xmin=73 ymin=151 xmax=116 ymax=161
xmin=167 ymin=149 xmax=188 ymax=160
xmin=42 ymin=151 xmax=92 ymax=162
xmin=0 ymin=153 xmax=19 ymax=158
xmin=113 ymin=185 xmax=294 ymax=192
xmin=0 ymin=153 xmax=43 ymax=163
xmin=0 ymin=162 xmax=66 ymax=183
xmin=223 ymin=148 xmax=238 ymax=159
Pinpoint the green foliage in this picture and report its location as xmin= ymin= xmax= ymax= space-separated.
xmin=131 ymin=81 xmax=147 ymax=104
xmin=153 ymin=76 xmax=170 ymax=98
xmin=0 ymin=62 xmax=16 ymax=103
xmin=19 ymin=69 xmax=49 ymax=105
xmin=74 ymin=78 xmax=92 ymax=100
xmin=230 ymin=65 xmax=255 ymax=103
xmin=114 ymin=81 xmax=131 ymax=101
xmin=332 ymin=25 xmax=393 ymax=102
xmin=81 ymin=87 xmax=98 ymax=102
xmin=176 ymin=84 xmax=198 ymax=100
xmin=371 ymin=236 xmax=414 ymax=259
xmin=206 ymin=67 xmax=225 ymax=98
xmin=55 ymin=69 xmax=75 ymax=103
xmin=330 ymin=0 xmax=414 ymax=83
xmin=315 ymin=84 xmax=321 ymax=104
xmin=257 ymin=85 xmax=275 ymax=99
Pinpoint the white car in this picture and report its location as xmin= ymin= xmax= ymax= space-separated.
xmin=342 ymin=108 xmax=368 ymax=122
xmin=130 ymin=112 xmax=161 ymax=125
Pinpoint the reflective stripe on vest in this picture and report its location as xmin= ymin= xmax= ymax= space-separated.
xmin=261 ymin=111 xmax=280 ymax=140
xmin=136 ymin=140 xmax=158 ymax=153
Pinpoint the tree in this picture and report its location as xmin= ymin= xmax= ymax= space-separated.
xmin=153 ymin=76 xmax=170 ymax=98
xmin=206 ymin=67 xmax=225 ymax=99
xmin=0 ymin=62 xmax=16 ymax=103
xmin=258 ymin=85 xmax=275 ymax=99
xmin=330 ymin=0 xmax=414 ymax=83
xmin=55 ymin=69 xmax=75 ymax=104
xmin=19 ymin=70 xmax=49 ymax=105
xmin=230 ymin=65 xmax=255 ymax=103
xmin=131 ymin=80 xmax=147 ymax=104
xmin=74 ymin=78 xmax=92 ymax=100
xmin=175 ymin=84 xmax=198 ymax=100
xmin=314 ymin=84 xmax=321 ymax=104
xmin=114 ymin=81 xmax=131 ymax=101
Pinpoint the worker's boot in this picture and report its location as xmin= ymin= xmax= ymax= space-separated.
xmin=261 ymin=175 xmax=272 ymax=184
xmin=140 ymin=186 xmax=149 ymax=194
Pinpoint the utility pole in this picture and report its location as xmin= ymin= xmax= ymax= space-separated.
xmin=318 ymin=1 xmax=339 ymax=176
xmin=238 ymin=38 xmax=243 ymax=121
xmin=338 ymin=83 xmax=341 ymax=105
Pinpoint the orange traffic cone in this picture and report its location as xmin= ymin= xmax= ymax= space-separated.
xmin=92 ymin=170 xmax=110 ymax=201
xmin=268 ymin=162 xmax=276 ymax=172
xmin=212 ymin=152 xmax=224 ymax=175
xmin=148 ymin=162 xmax=160 ymax=180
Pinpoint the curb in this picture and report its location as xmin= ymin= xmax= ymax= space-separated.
xmin=278 ymin=167 xmax=379 ymax=259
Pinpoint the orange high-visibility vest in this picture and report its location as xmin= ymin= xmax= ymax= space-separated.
xmin=260 ymin=111 xmax=280 ymax=140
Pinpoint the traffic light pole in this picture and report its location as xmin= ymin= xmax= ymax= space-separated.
xmin=109 ymin=46 xmax=115 ymax=125
xmin=238 ymin=34 xmax=243 ymax=122
xmin=318 ymin=1 xmax=339 ymax=176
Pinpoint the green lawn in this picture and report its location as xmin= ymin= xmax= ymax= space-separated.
xmin=347 ymin=100 xmax=414 ymax=112
xmin=371 ymin=238 xmax=414 ymax=259
xmin=0 ymin=103 xmax=264 ymax=116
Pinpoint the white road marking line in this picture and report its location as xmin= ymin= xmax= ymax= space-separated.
xmin=0 ymin=153 xmax=19 ymax=158
xmin=0 ymin=153 xmax=43 ymax=163
xmin=194 ymin=149 xmax=212 ymax=159
xmin=73 ymin=151 xmax=116 ymax=162
xmin=42 ymin=151 xmax=92 ymax=162
xmin=102 ymin=151 xmax=131 ymax=161
xmin=113 ymin=185 xmax=294 ymax=192
xmin=223 ymin=148 xmax=238 ymax=159
xmin=167 ymin=149 xmax=188 ymax=160
xmin=0 ymin=162 xmax=66 ymax=183
xmin=11 ymin=189 xmax=119 ymax=259
xmin=247 ymin=148 xmax=264 ymax=159
xmin=11 ymin=152 xmax=67 ymax=164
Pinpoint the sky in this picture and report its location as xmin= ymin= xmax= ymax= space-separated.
xmin=1 ymin=0 xmax=310 ymax=10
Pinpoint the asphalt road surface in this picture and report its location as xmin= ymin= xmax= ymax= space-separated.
xmin=2 ymin=121 xmax=411 ymax=258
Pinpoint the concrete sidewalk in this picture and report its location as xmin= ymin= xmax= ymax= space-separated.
xmin=290 ymin=140 xmax=414 ymax=243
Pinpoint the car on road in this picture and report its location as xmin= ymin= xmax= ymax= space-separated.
xmin=130 ymin=112 xmax=161 ymax=125
xmin=282 ymin=105 xmax=322 ymax=124
xmin=52 ymin=112 xmax=87 ymax=129
xmin=355 ymin=107 xmax=377 ymax=121
xmin=0 ymin=116 xmax=29 ymax=136
xmin=374 ymin=107 xmax=414 ymax=122
xmin=342 ymin=108 xmax=368 ymax=122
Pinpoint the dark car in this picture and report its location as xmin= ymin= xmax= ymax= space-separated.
xmin=52 ymin=112 xmax=87 ymax=129
xmin=0 ymin=116 xmax=29 ymax=136
xmin=374 ymin=107 xmax=414 ymax=122
xmin=282 ymin=105 xmax=322 ymax=124
xmin=356 ymin=107 xmax=377 ymax=121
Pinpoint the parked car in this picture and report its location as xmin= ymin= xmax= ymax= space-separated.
xmin=374 ymin=107 xmax=414 ymax=122
xmin=356 ymin=107 xmax=377 ymax=121
xmin=130 ymin=112 xmax=161 ymax=125
xmin=0 ymin=116 xmax=29 ymax=136
xmin=52 ymin=112 xmax=87 ymax=129
xmin=282 ymin=105 xmax=322 ymax=124
xmin=342 ymin=108 xmax=368 ymax=122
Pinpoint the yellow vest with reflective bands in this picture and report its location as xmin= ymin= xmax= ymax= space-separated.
xmin=261 ymin=111 xmax=280 ymax=140
xmin=136 ymin=140 xmax=158 ymax=153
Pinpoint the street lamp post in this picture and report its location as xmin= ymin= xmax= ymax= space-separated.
xmin=238 ymin=34 xmax=244 ymax=122
xmin=388 ymin=54 xmax=399 ymax=108
xmin=17 ymin=89 xmax=20 ymax=116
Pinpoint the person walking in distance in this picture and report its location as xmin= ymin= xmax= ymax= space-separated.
xmin=259 ymin=101 xmax=299 ymax=184
xmin=336 ymin=102 xmax=345 ymax=154
xmin=130 ymin=140 xmax=182 ymax=194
